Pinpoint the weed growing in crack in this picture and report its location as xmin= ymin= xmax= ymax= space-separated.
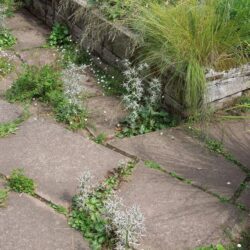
xmin=93 ymin=133 xmax=108 ymax=144
xmin=0 ymin=188 xmax=8 ymax=207
xmin=104 ymin=194 xmax=145 ymax=250
xmin=6 ymin=65 xmax=88 ymax=130
xmin=188 ymin=127 xmax=249 ymax=174
xmin=49 ymin=202 xmax=68 ymax=216
xmin=195 ymin=227 xmax=250 ymax=250
xmin=0 ymin=121 xmax=18 ymax=137
xmin=144 ymin=160 xmax=165 ymax=172
xmin=0 ymin=110 xmax=29 ymax=137
xmin=48 ymin=23 xmax=71 ymax=48
xmin=169 ymin=171 xmax=193 ymax=185
xmin=8 ymin=168 xmax=35 ymax=195
xmin=205 ymin=138 xmax=248 ymax=173
xmin=69 ymin=161 xmax=144 ymax=250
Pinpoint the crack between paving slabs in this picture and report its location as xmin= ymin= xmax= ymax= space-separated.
xmin=0 ymin=158 xmax=141 ymax=215
xmin=185 ymin=127 xmax=250 ymax=207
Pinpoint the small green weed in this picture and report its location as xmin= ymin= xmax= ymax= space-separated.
xmin=49 ymin=202 xmax=68 ymax=216
xmin=169 ymin=171 xmax=192 ymax=184
xmin=0 ymin=111 xmax=29 ymax=138
xmin=8 ymin=168 xmax=35 ymax=195
xmin=188 ymin=127 xmax=249 ymax=174
xmin=195 ymin=228 xmax=250 ymax=250
xmin=0 ymin=56 xmax=14 ymax=78
xmin=69 ymin=161 xmax=136 ymax=249
xmin=144 ymin=160 xmax=165 ymax=172
xmin=0 ymin=121 xmax=18 ymax=137
xmin=0 ymin=29 xmax=16 ymax=48
xmin=6 ymin=65 xmax=62 ymax=102
xmin=0 ymin=188 xmax=8 ymax=207
xmin=195 ymin=244 xmax=225 ymax=250
xmin=48 ymin=23 xmax=71 ymax=48
xmin=93 ymin=133 xmax=108 ymax=144
xmin=205 ymin=138 xmax=248 ymax=173
xmin=206 ymin=139 xmax=224 ymax=154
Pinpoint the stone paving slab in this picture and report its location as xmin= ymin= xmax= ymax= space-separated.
xmin=86 ymin=95 xmax=127 ymax=137
xmin=238 ymin=186 xmax=250 ymax=210
xmin=6 ymin=10 xmax=50 ymax=51
xmin=5 ymin=9 xmax=45 ymax=31
xmin=119 ymin=165 xmax=247 ymax=250
xmin=0 ymin=117 xmax=129 ymax=206
xmin=111 ymin=128 xmax=246 ymax=198
xmin=207 ymin=120 xmax=250 ymax=170
xmin=0 ymin=100 xmax=22 ymax=123
xmin=19 ymin=48 xmax=58 ymax=66
xmin=0 ymin=193 xmax=89 ymax=250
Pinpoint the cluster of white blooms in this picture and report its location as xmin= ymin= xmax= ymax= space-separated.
xmin=146 ymin=78 xmax=162 ymax=107
xmin=75 ymin=171 xmax=95 ymax=209
xmin=122 ymin=60 xmax=148 ymax=124
xmin=61 ymin=63 xmax=86 ymax=106
xmin=0 ymin=5 xmax=6 ymax=29
xmin=0 ymin=4 xmax=6 ymax=29
xmin=104 ymin=194 xmax=146 ymax=250
xmin=122 ymin=60 xmax=162 ymax=125
xmin=0 ymin=50 xmax=15 ymax=59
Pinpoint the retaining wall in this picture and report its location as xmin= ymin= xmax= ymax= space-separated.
xmin=24 ymin=0 xmax=250 ymax=112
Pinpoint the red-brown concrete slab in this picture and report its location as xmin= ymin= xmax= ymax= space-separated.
xmin=0 ymin=100 xmax=22 ymax=123
xmin=208 ymin=119 xmax=250 ymax=170
xmin=0 ymin=193 xmax=89 ymax=250
xmin=6 ymin=10 xmax=50 ymax=51
xmin=119 ymin=165 xmax=248 ymax=250
xmin=86 ymin=95 xmax=127 ymax=137
xmin=0 ymin=117 xmax=129 ymax=206
xmin=111 ymin=128 xmax=246 ymax=198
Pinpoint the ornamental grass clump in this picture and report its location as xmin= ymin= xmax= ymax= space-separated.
xmin=133 ymin=0 xmax=250 ymax=112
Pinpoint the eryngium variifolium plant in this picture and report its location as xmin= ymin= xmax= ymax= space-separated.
xmin=0 ymin=4 xmax=6 ymax=28
xmin=119 ymin=60 xmax=177 ymax=137
xmin=73 ymin=165 xmax=145 ymax=249
xmin=104 ymin=195 xmax=146 ymax=250
xmin=74 ymin=171 xmax=94 ymax=209
xmin=122 ymin=59 xmax=162 ymax=125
